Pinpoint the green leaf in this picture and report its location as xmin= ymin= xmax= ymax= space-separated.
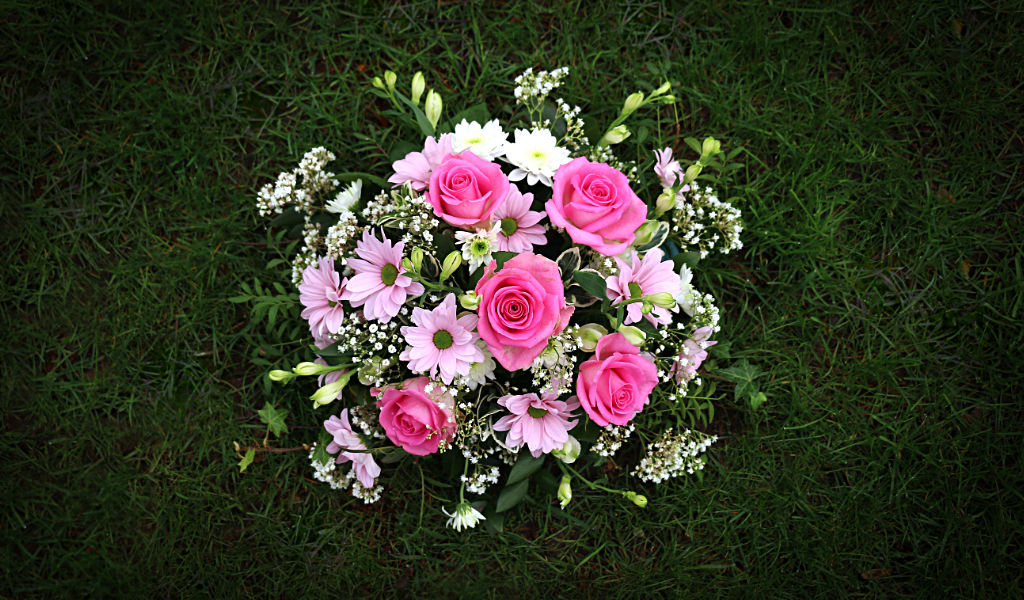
xmin=395 ymin=91 xmax=435 ymax=136
xmin=507 ymin=452 xmax=544 ymax=485
xmin=749 ymin=391 xmax=768 ymax=410
xmin=684 ymin=137 xmax=702 ymax=154
xmin=238 ymin=448 xmax=255 ymax=472
xmin=572 ymin=270 xmax=608 ymax=300
xmin=495 ymin=479 xmax=529 ymax=513
xmin=717 ymin=359 xmax=765 ymax=400
xmin=556 ymin=247 xmax=582 ymax=281
xmin=449 ymin=102 xmax=489 ymax=127
xmin=257 ymin=402 xmax=288 ymax=437
xmin=491 ymin=251 xmax=516 ymax=270
xmin=710 ymin=340 xmax=732 ymax=359
xmin=311 ymin=442 xmax=333 ymax=467
xmin=482 ymin=504 xmax=505 ymax=534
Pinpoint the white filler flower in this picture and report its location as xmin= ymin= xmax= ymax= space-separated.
xmin=452 ymin=119 xmax=508 ymax=161
xmin=325 ymin=179 xmax=362 ymax=214
xmin=443 ymin=502 xmax=486 ymax=532
xmin=503 ymin=128 xmax=571 ymax=187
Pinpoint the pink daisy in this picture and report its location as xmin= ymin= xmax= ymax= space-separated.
xmin=341 ymin=229 xmax=424 ymax=323
xmin=606 ymin=249 xmax=683 ymax=327
xmin=493 ymin=392 xmax=580 ymax=457
xmin=492 ymin=183 xmax=547 ymax=252
xmin=324 ymin=409 xmax=381 ymax=488
xmin=672 ymin=326 xmax=717 ymax=384
xmin=399 ymin=293 xmax=483 ymax=384
xmin=388 ymin=133 xmax=455 ymax=191
xmin=298 ymin=256 xmax=346 ymax=338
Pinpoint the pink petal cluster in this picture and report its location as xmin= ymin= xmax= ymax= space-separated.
xmin=324 ymin=409 xmax=381 ymax=488
xmin=388 ymin=133 xmax=454 ymax=191
xmin=546 ymin=157 xmax=647 ymax=256
xmin=342 ymin=229 xmax=423 ymax=323
xmin=493 ymin=392 xmax=579 ymax=457
xmin=400 ymin=294 xmax=484 ymax=384
xmin=299 ymin=256 xmax=346 ymax=338
xmin=654 ymin=147 xmax=686 ymax=189
xmin=672 ymin=326 xmax=717 ymax=384
xmin=605 ymin=249 xmax=683 ymax=327
xmin=492 ymin=183 xmax=547 ymax=252
xmin=376 ymin=377 xmax=456 ymax=456
xmin=577 ymin=333 xmax=659 ymax=427
xmin=474 ymin=253 xmax=575 ymax=372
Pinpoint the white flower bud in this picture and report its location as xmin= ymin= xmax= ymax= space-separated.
xmin=383 ymin=70 xmax=397 ymax=93
xmin=440 ymin=251 xmax=461 ymax=282
xmin=553 ymin=436 xmax=581 ymax=464
xmin=459 ymin=291 xmax=481 ymax=310
xmin=598 ymin=124 xmax=630 ymax=147
xmin=701 ymin=137 xmax=721 ymax=157
xmin=424 ymin=90 xmax=443 ymax=131
xmin=617 ymin=325 xmax=646 ymax=346
xmin=621 ymin=91 xmax=644 ymax=116
xmin=644 ymin=292 xmax=676 ymax=309
xmin=410 ymin=71 xmax=425 ymax=105
xmin=654 ymin=81 xmax=671 ymax=95
xmin=655 ymin=189 xmax=676 ymax=217
xmin=292 ymin=361 xmax=325 ymax=376
xmin=268 ymin=370 xmax=295 ymax=383
xmin=576 ymin=323 xmax=607 ymax=352
xmin=558 ymin=474 xmax=572 ymax=509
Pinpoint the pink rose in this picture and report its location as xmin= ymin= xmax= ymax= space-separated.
xmin=545 ymin=157 xmax=648 ymax=256
xmin=426 ymin=150 xmax=510 ymax=228
xmin=474 ymin=253 xmax=575 ymax=372
xmin=376 ymin=377 xmax=455 ymax=456
xmin=576 ymin=333 xmax=658 ymax=427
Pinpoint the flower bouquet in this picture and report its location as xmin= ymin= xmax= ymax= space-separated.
xmin=245 ymin=67 xmax=749 ymax=531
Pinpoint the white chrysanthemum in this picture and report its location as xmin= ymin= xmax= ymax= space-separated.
xmin=503 ymin=128 xmax=572 ymax=187
xmin=465 ymin=340 xmax=497 ymax=390
xmin=325 ymin=179 xmax=362 ymax=214
xmin=452 ymin=119 xmax=508 ymax=161
xmin=454 ymin=223 xmax=500 ymax=272
xmin=443 ymin=502 xmax=486 ymax=532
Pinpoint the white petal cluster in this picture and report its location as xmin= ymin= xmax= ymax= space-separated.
xmin=634 ymin=429 xmax=717 ymax=483
xmin=452 ymin=119 xmax=508 ymax=160
xmin=503 ymin=128 xmax=572 ymax=187
xmin=443 ymin=502 xmax=486 ymax=532
xmin=326 ymin=179 xmax=362 ymax=214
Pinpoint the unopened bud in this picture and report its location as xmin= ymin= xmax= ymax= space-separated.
xmin=552 ymin=436 xmax=581 ymax=464
xmin=654 ymin=81 xmax=671 ymax=95
xmin=410 ymin=71 xmax=425 ymax=105
xmin=424 ymin=90 xmax=443 ymax=131
xmin=558 ymin=475 xmax=572 ymax=509
xmin=655 ymin=189 xmax=676 ymax=217
xmin=440 ymin=251 xmax=461 ymax=281
xmin=684 ymin=164 xmax=702 ymax=184
xmin=633 ymin=220 xmax=660 ymax=247
xmin=311 ymin=378 xmax=346 ymax=408
xmin=371 ymin=76 xmax=385 ymax=90
xmin=576 ymin=323 xmax=607 ymax=352
xmin=383 ymin=70 xmax=397 ymax=93
xmin=410 ymin=247 xmax=424 ymax=272
xmin=268 ymin=369 xmax=295 ymax=383
xmin=645 ymin=292 xmax=676 ymax=309
xmin=293 ymin=361 xmax=325 ymax=376
xmin=625 ymin=491 xmax=648 ymax=508
xmin=459 ymin=291 xmax=481 ymax=310
xmin=621 ymin=91 xmax=644 ymax=116
xmin=617 ymin=325 xmax=646 ymax=346
xmin=701 ymin=137 xmax=721 ymax=157
xmin=599 ymin=124 xmax=630 ymax=147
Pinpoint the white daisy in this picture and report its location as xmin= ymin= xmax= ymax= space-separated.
xmin=454 ymin=223 xmax=500 ymax=272
xmin=503 ymin=128 xmax=572 ymax=187
xmin=452 ymin=119 xmax=508 ymax=161
xmin=325 ymin=179 xmax=362 ymax=214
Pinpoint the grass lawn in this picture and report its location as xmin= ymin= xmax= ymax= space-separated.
xmin=3 ymin=1 xmax=1022 ymax=597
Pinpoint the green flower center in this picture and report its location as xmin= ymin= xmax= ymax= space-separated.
xmin=527 ymin=406 xmax=548 ymax=419
xmin=327 ymin=299 xmax=338 ymax=307
xmin=500 ymin=217 xmax=518 ymax=236
xmin=433 ymin=330 xmax=454 ymax=350
xmin=381 ymin=263 xmax=399 ymax=286
xmin=628 ymin=282 xmax=643 ymax=299
xmin=470 ymin=239 xmax=491 ymax=256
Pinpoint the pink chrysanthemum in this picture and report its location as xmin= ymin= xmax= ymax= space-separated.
xmin=672 ymin=326 xmax=717 ymax=384
xmin=388 ymin=133 xmax=455 ymax=191
xmin=606 ymin=249 xmax=683 ymax=327
xmin=493 ymin=392 xmax=579 ymax=457
xmin=492 ymin=183 xmax=547 ymax=252
xmin=341 ymin=229 xmax=424 ymax=323
xmin=299 ymin=256 xmax=346 ymax=338
xmin=399 ymin=293 xmax=483 ymax=384
xmin=324 ymin=409 xmax=381 ymax=488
